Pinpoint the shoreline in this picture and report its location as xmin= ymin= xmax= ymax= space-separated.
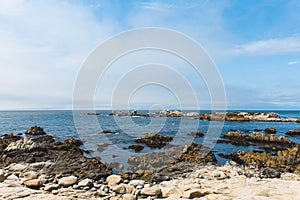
xmin=1 ymin=127 xmax=300 ymax=199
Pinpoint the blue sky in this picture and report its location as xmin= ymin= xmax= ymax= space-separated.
xmin=0 ymin=0 xmax=300 ymax=110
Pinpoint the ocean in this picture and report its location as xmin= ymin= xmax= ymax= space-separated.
xmin=1 ymin=110 xmax=300 ymax=169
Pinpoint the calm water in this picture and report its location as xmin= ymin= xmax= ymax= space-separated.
xmin=1 ymin=110 xmax=300 ymax=169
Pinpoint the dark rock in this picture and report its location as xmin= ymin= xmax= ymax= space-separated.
xmin=297 ymin=118 xmax=300 ymax=123
xmin=1 ymin=130 xmax=112 ymax=181
xmin=135 ymin=133 xmax=173 ymax=148
xmin=101 ymin=130 xmax=115 ymax=134
xmin=254 ymin=129 xmax=262 ymax=132
xmin=87 ymin=112 xmax=100 ymax=115
xmin=220 ymin=145 xmax=300 ymax=174
xmin=128 ymin=144 xmax=144 ymax=152
xmin=286 ymin=129 xmax=300 ymax=136
xmin=264 ymin=127 xmax=277 ymax=134
xmin=25 ymin=126 xmax=46 ymax=135
xmin=128 ymin=142 xmax=216 ymax=182
xmin=260 ymin=168 xmax=281 ymax=178
xmin=188 ymin=131 xmax=204 ymax=137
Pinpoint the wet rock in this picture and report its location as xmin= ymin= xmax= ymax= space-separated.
xmin=135 ymin=133 xmax=173 ymax=148
xmin=23 ymin=179 xmax=42 ymax=189
xmin=297 ymin=118 xmax=300 ymax=123
xmin=25 ymin=126 xmax=46 ymax=135
xmin=101 ymin=130 xmax=116 ymax=134
xmin=128 ymin=144 xmax=144 ymax=152
xmin=58 ymin=175 xmax=78 ymax=187
xmin=286 ymin=129 xmax=300 ymax=136
xmin=106 ymin=175 xmax=122 ymax=187
xmin=141 ymin=186 xmax=162 ymax=196
xmin=264 ymin=127 xmax=277 ymax=134
xmin=188 ymin=131 xmax=204 ymax=137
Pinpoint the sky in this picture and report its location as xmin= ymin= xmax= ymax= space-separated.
xmin=0 ymin=0 xmax=300 ymax=110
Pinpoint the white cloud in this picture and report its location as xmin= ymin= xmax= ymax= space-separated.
xmin=288 ymin=61 xmax=299 ymax=65
xmin=232 ymin=35 xmax=300 ymax=55
xmin=0 ymin=0 xmax=114 ymax=110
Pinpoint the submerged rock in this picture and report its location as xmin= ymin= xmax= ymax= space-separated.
xmin=135 ymin=133 xmax=173 ymax=148
xmin=188 ymin=131 xmax=204 ymax=137
xmin=128 ymin=144 xmax=144 ymax=152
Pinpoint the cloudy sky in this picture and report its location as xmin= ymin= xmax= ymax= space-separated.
xmin=1 ymin=0 xmax=300 ymax=110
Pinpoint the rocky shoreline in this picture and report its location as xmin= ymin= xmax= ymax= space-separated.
xmin=105 ymin=110 xmax=300 ymax=123
xmin=1 ymin=127 xmax=300 ymax=199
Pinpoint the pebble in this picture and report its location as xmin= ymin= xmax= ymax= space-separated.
xmin=44 ymin=184 xmax=59 ymax=191
xmin=141 ymin=186 xmax=162 ymax=196
xmin=23 ymin=179 xmax=42 ymax=189
xmin=78 ymin=178 xmax=93 ymax=187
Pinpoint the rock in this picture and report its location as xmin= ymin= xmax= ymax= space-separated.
xmin=123 ymin=194 xmax=136 ymax=200
xmin=112 ymin=183 xmax=133 ymax=194
xmin=7 ymin=174 xmax=19 ymax=181
xmin=0 ymin=169 xmax=7 ymax=182
xmin=52 ymin=189 xmax=59 ymax=195
xmin=1 ymin=134 xmax=112 ymax=181
xmin=24 ymin=179 xmax=42 ymax=189
xmin=129 ymin=180 xmax=145 ymax=187
xmin=44 ymin=184 xmax=59 ymax=191
xmin=135 ymin=133 xmax=173 ymax=148
xmin=128 ymin=144 xmax=144 ymax=152
xmin=184 ymin=112 xmax=200 ymax=117
xmin=101 ymin=130 xmax=116 ymax=134
xmin=10 ymin=163 xmax=29 ymax=171
xmin=286 ymin=129 xmax=300 ymax=136
xmin=58 ymin=175 xmax=78 ymax=187
xmin=141 ymin=186 xmax=162 ymax=196
xmin=264 ymin=127 xmax=277 ymax=134
xmin=4 ymin=138 xmax=38 ymax=152
xmin=22 ymin=171 xmax=38 ymax=180
xmin=25 ymin=126 xmax=46 ymax=135
xmin=78 ymin=178 xmax=93 ymax=187
xmin=188 ymin=131 xmax=204 ymax=137
xmin=297 ymin=118 xmax=300 ymax=123
xmin=106 ymin=175 xmax=122 ymax=187
xmin=183 ymin=189 xmax=210 ymax=198
xmin=63 ymin=137 xmax=83 ymax=146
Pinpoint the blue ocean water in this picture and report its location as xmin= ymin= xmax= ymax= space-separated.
xmin=1 ymin=110 xmax=300 ymax=167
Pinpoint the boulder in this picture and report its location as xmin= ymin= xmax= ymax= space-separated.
xmin=78 ymin=178 xmax=93 ymax=187
xmin=25 ymin=126 xmax=46 ymax=135
xmin=141 ymin=186 xmax=162 ymax=196
xmin=128 ymin=144 xmax=144 ymax=152
xmin=58 ymin=175 xmax=78 ymax=187
xmin=264 ymin=127 xmax=277 ymax=134
xmin=24 ymin=179 xmax=42 ymax=189
xmin=106 ymin=175 xmax=122 ymax=187
xmin=135 ymin=133 xmax=173 ymax=148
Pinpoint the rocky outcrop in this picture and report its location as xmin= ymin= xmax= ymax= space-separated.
xmin=286 ymin=129 xmax=300 ymax=136
xmin=25 ymin=126 xmax=46 ymax=135
xmin=135 ymin=133 xmax=173 ymax=148
xmin=223 ymin=131 xmax=294 ymax=147
xmin=198 ymin=112 xmax=298 ymax=122
xmin=0 ymin=133 xmax=112 ymax=181
xmin=219 ymin=145 xmax=300 ymax=174
xmin=127 ymin=142 xmax=217 ymax=182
